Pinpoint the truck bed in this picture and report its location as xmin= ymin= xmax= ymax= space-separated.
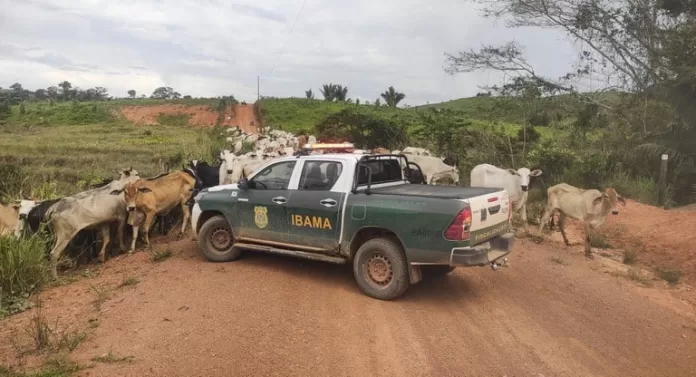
xmin=369 ymin=183 xmax=500 ymax=200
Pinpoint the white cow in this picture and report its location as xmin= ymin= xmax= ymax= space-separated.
xmin=408 ymin=155 xmax=459 ymax=185
xmin=11 ymin=199 xmax=37 ymax=237
xmin=402 ymin=147 xmax=432 ymax=156
xmin=219 ymin=150 xmax=238 ymax=185
xmin=44 ymin=168 xmax=141 ymax=278
xmin=470 ymin=164 xmax=543 ymax=228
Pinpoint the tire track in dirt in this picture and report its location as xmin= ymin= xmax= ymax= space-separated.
xmin=1 ymin=238 xmax=695 ymax=377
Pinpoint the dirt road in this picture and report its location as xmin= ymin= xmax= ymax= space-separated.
xmin=2 ymin=236 xmax=694 ymax=377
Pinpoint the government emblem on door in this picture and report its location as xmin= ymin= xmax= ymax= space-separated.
xmin=254 ymin=206 xmax=268 ymax=229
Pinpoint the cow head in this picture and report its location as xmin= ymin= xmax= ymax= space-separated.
xmin=13 ymin=199 xmax=36 ymax=237
xmin=119 ymin=182 xmax=153 ymax=212
xmin=593 ymin=187 xmax=627 ymax=215
xmin=506 ymin=167 xmax=543 ymax=192
xmin=117 ymin=167 xmax=140 ymax=182
xmin=219 ymin=149 xmax=236 ymax=175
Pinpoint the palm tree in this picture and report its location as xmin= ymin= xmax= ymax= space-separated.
xmin=334 ymin=85 xmax=348 ymax=102
xmin=305 ymin=89 xmax=314 ymax=100
xmin=320 ymin=84 xmax=336 ymax=101
xmin=380 ymin=86 xmax=406 ymax=107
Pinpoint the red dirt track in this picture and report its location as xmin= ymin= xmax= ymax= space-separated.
xmin=1 ymin=232 xmax=695 ymax=376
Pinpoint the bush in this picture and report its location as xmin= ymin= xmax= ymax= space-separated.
xmin=0 ymin=233 xmax=51 ymax=316
xmin=604 ymin=170 xmax=659 ymax=205
xmin=315 ymin=107 xmax=408 ymax=149
xmin=526 ymin=141 xmax=581 ymax=184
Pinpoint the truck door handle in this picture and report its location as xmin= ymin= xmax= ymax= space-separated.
xmin=272 ymin=196 xmax=287 ymax=204
xmin=320 ymin=198 xmax=337 ymax=207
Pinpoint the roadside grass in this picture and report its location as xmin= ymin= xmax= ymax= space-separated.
xmin=0 ymin=121 xmax=222 ymax=196
xmin=149 ymin=248 xmax=173 ymax=262
xmin=609 ymin=268 xmax=652 ymax=287
xmin=117 ymin=277 xmax=139 ymax=289
xmin=90 ymin=351 xmax=135 ymax=364
xmin=0 ymin=354 xmax=83 ymax=377
xmin=0 ymin=233 xmax=52 ymax=317
xmin=657 ymin=268 xmax=682 ymax=285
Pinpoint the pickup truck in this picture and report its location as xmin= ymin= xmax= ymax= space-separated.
xmin=190 ymin=153 xmax=515 ymax=300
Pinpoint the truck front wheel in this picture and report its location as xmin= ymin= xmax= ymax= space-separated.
xmin=353 ymin=238 xmax=410 ymax=300
xmin=198 ymin=215 xmax=242 ymax=262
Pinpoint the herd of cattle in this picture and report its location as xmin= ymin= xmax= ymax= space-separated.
xmin=0 ymin=126 xmax=628 ymax=279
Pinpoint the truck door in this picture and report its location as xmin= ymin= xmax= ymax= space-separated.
xmin=286 ymin=160 xmax=345 ymax=252
xmin=236 ymin=160 xmax=296 ymax=244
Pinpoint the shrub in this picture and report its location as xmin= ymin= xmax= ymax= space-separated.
xmin=0 ymin=233 xmax=51 ymax=316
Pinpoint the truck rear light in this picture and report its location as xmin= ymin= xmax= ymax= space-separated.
xmin=487 ymin=196 xmax=498 ymax=202
xmin=444 ymin=208 xmax=472 ymax=241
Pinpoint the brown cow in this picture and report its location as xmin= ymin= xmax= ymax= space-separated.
xmin=118 ymin=170 xmax=197 ymax=252
xmin=372 ymin=147 xmax=390 ymax=154
xmin=0 ymin=202 xmax=20 ymax=237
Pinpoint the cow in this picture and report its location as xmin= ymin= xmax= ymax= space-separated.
xmin=407 ymin=155 xmax=460 ymax=185
xmin=470 ymin=164 xmax=543 ymax=229
xmin=44 ymin=168 xmax=141 ymax=278
xmin=188 ymin=160 xmax=220 ymax=189
xmin=219 ymin=150 xmax=238 ymax=185
xmin=0 ymin=203 xmax=20 ymax=237
xmin=372 ymin=147 xmax=390 ymax=154
xmin=117 ymin=170 xmax=197 ymax=252
xmin=14 ymin=198 xmax=99 ymax=264
xmin=402 ymin=147 xmax=432 ymax=156
xmin=539 ymin=184 xmax=626 ymax=258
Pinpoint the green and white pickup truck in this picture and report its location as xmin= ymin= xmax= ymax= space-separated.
xmin=190 ymin=153 xmax=515 ymax=300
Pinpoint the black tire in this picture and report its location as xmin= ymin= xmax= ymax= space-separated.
xmin=421 ymin=265 xmax=456 ymax=279
xmin=353 ymin=237 xmax=410 ymax=300
xmin=197 ymin=215 xmax=242 ymax=262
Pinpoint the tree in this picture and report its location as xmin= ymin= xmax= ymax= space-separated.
xmin=374 ymin=98 xmax=381 ymax=107
xmin=305 ymin=89 xmax=314 ymax=100
xmin=9 ymin=83 xmax=22 ymax=92
xmin=380 ymin=86 xmax=406 ymax=107
xmin=127 ymin=89 xmax=136 ymax=98
xmin=34 ymin=89 xmax=48 ymax=100
xmin=46 ymin=86 xmax=59 ymax=99
xmin=58 ymin=81 xmax=72 ymax=101
xmin=320 ymin=83 xmax=336 ymax=101
xmin=319 ymin=83 xmax=348 ymax=102
xmin=443 ymin=0 xmax=696 ymax=168
xmin=151 ymin=86 xmax=176 ymax=99
xmin=315 ymin=107 xmax=408 ymax=149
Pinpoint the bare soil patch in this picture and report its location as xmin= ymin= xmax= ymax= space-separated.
xmin=1 ymin=236 xmax=695 ymax=377
xmin=118 ymin=103 xmax=258 ymax=133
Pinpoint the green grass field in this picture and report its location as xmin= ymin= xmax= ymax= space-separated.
xmin=0 ymin=102 xmax=223 ymax=199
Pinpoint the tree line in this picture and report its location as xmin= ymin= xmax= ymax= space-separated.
xmin=305 ymin=84 xmax=407 ymax=108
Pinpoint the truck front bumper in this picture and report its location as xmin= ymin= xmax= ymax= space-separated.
xmin=448 ymin=232 xmax=515 ymax=267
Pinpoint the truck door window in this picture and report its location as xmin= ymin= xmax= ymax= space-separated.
xmin=357 ymin=159 xmax=403 ymax=185
xmin=249 ymin=161 xmax=296 ymax=190
xmin=298 ymin=161 xmax=343 ymax=191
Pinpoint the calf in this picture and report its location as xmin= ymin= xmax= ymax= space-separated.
xmin=539 ymin=183 xmax=626 ymax=258
xmin=45 ymin=168 xmax=140 ymax=278
xmin=470 ymin=163 xmax=542 ymax=228
xmin=118 ymin=170 xmax=197 ymax=252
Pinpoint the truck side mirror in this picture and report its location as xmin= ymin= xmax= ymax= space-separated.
xmin=237 ymin=178 xmax=249 ymax=190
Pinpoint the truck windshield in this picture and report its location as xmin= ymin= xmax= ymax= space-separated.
xmin=357 ymin=159 xmax=404 ymax=185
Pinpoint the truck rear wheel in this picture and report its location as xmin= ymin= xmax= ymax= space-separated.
xmin=198 ymin=215 xmax=242 ymax=262
xmin=421 ymin=265 xmax=456 ymax=278
xmin=353 ymin=238 xmax=409 ymax=300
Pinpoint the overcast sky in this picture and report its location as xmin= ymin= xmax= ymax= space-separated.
xmin=0 ymin=0 xmax=587 ymax=106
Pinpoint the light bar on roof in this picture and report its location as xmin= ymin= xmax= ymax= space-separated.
xmin=304 ymin=143 xmax=355 ymax=149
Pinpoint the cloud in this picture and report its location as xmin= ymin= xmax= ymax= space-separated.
xmin=0 ymin=0 xmax=582 ymax=105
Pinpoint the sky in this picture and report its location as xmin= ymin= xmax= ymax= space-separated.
xmin=0 ymin=0 xmax=588 ymax=106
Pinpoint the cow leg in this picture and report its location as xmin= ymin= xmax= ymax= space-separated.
xmin=98 ymin=224 xmax=111 ymax=263
xmin=117 ymin=218 xmax=126 ymax=252
xmin=558 ymin=213 xmax=571 ymax=246
xmin=179 ymin=199 xmax=191 ymax=236
xmin=520 ymin=204 xmax=529 ymax=230
xmin=49 ymin=233 xmax=76 ymax=279
xmin=129 ymin=224 xmax=139 ymax=254
xmin=538 ymin=203 xmax=555 ymax=233
xmin=142 ymin=212 xmax=155 ymax=247
xmin=583 ymin=222 xmax=593 ymax=259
